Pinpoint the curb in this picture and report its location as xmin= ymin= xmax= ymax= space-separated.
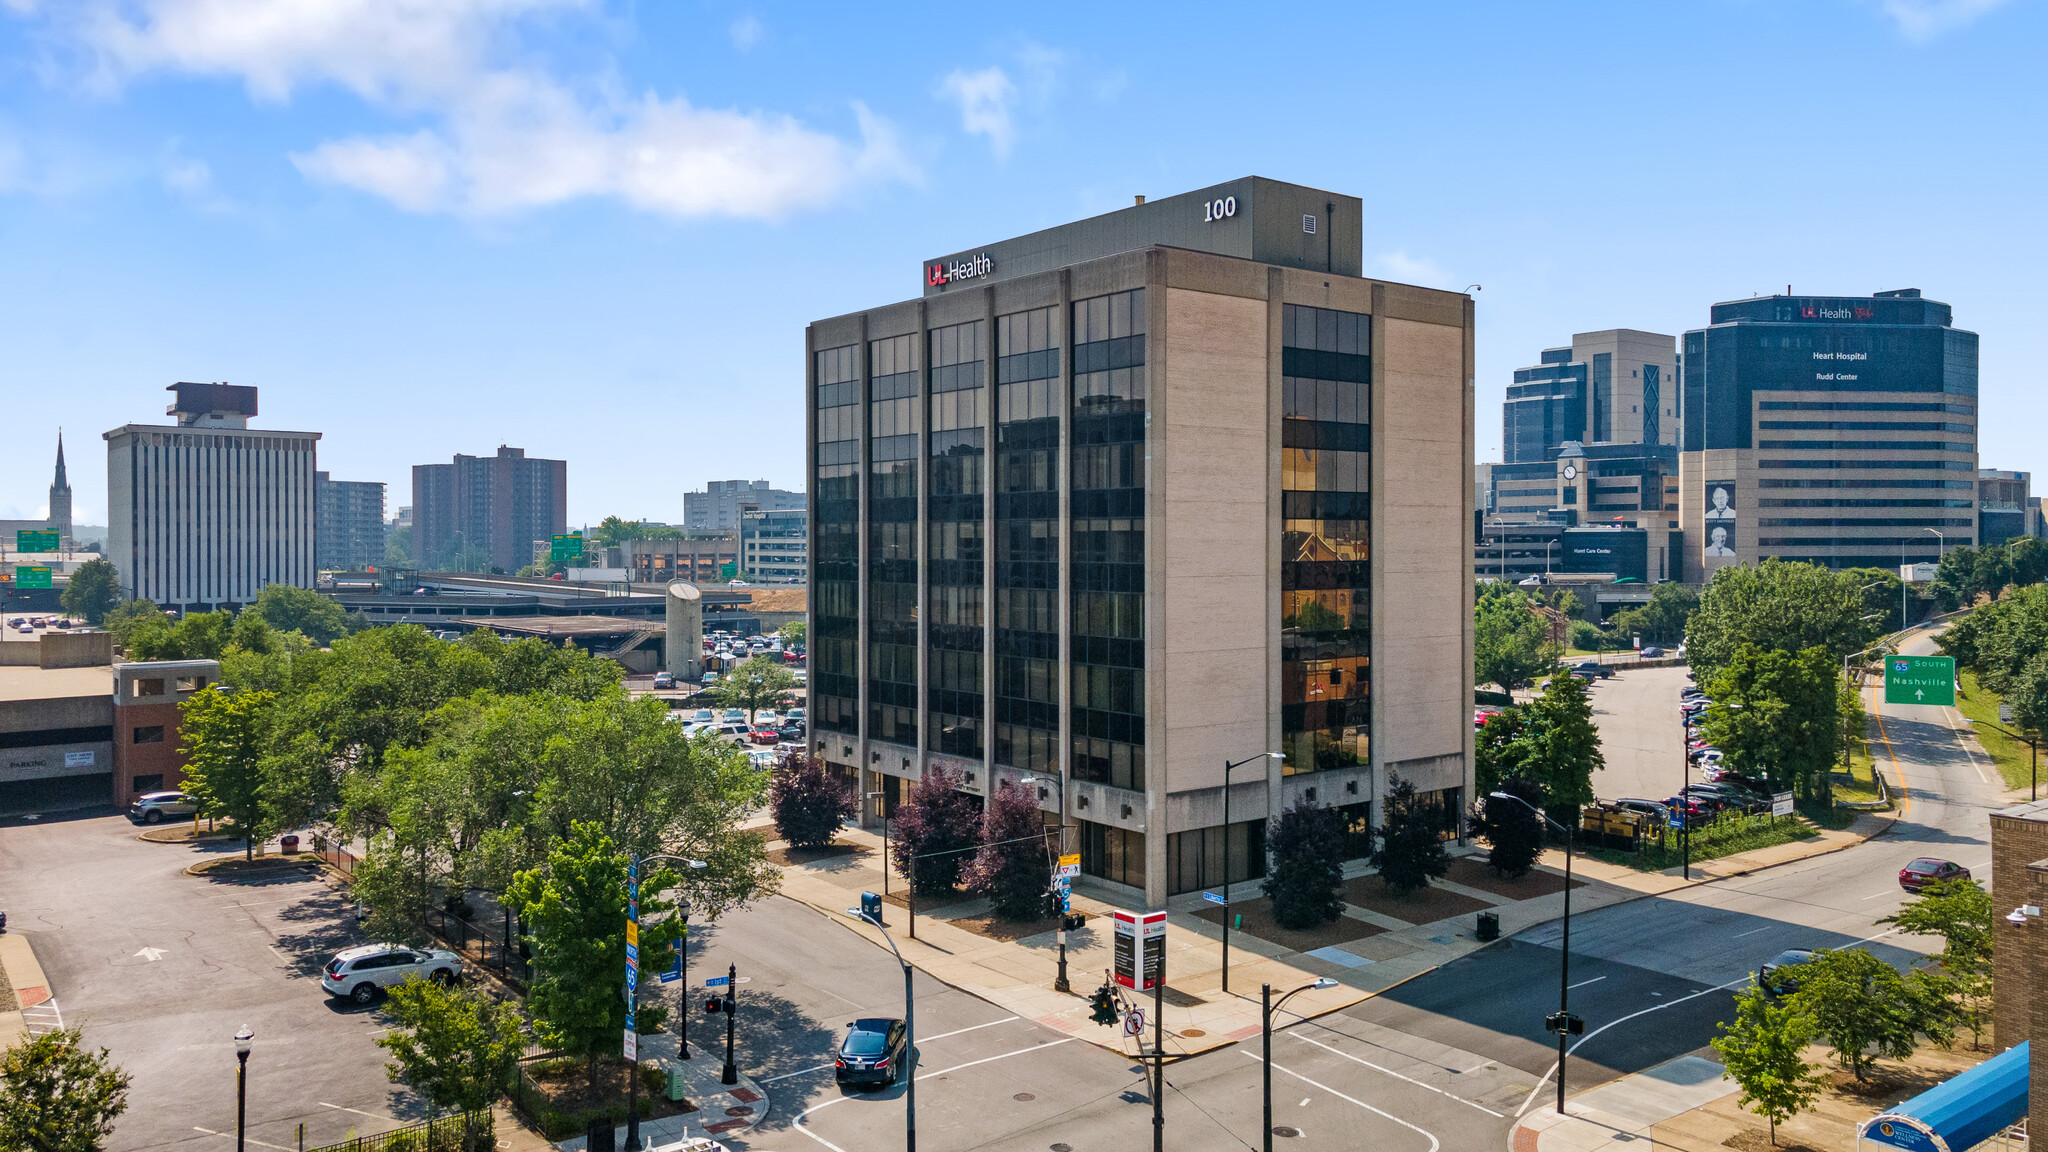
xmin=137 ymin=825 xmax=233 ymax=844
xmin=183 ymin=856 xmax=319 ymax=878
xmin=0 ymin=933 xmax=51 ymax=1013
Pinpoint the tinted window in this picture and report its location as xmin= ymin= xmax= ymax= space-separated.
xmin=843 ymin=1031 xmax=888 ymax=1056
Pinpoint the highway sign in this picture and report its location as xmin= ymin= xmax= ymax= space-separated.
xmin=15 ymin=530 xmax=57 ymax=552
xmin=1884 ymin=655 xmax=1956 ymax=706
xmin=14 ymin=566 xmax=51 ymax=589
xmin=549 ymin=533 xmax=584 ymax=562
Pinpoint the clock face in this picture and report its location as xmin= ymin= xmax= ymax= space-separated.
xmin=1563 ymin=464 xmax=1578 ymax=480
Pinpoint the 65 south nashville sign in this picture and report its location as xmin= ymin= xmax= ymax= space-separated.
xmin=1884 ymin=655 xmax=1955 ymax=707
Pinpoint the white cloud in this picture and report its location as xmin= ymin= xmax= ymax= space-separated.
xmin=1875 ymin=0 xmax=2010 ymax=39
xmin=728 ymin=14 xmax=762 ymax=51
xmin=42 ymin=0 xmax=912 ymax=219
xmin=937 ymin=66 xmax=1017 ymax=159
xmin=1375 ymin=251 xmax=1452 ymax=288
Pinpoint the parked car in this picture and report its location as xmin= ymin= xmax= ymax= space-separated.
xmin=750 ymin=728 xmax=780 ymax=745
xmin=777 ymin=724 xmax=807 ymax=743
xmin=1661 ymin=795 xmax=1711 ymax=828
xmin=754 ymin=710 xmax=781 ymax=727
xmin=835 ymin=1017 xmax=909 ymax=1087
xmin=1640 ymin=646 xmax=1666 ymax=658
xmin=1611 ymin=798 xmax=1671 ymax=829
xmin=785 ymin=707 xmax=806 ymax=724
xmin=1688 ymin=782 xmax=1766 ymax=813
xmin=1899 ymin=857 xmax=1971 ymax=892
xmin=702 ymin=671 xmax=721 ymax=684
xmin=1568 ymin=660 xmax=1611 ymax=680
xmin=1672 ymin=788 xmax=1734 ymax=817
xmin=722 ymin=708 xmax=747 ymax=724
xmin=1758 ymin=948 xmax=1818 ymax=998
xmin=128 ymin=791 xmax=200 ymax=824
xmin=652 ymin=672 xmax=676 ymax=689
xmin=322 ymin=944 xmax=462 ymax=1004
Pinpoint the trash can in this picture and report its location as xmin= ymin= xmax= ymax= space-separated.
xmin=279 ymin=834 xmax=300 ymax=854
xmin=667 ymin=1060 xmax=688 ymax=1102
xmin=1476 ymin=911 xmax=1500 ymax=942
xmin=586 ymin=1118 xmax=616 ymax=1152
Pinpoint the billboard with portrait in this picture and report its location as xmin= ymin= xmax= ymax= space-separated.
xmin=1703 ymin=479 xmax=1737 ymax=560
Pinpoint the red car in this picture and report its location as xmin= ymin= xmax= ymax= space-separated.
xmin=1899 ymin=858 xmax=1970 ymax=893
xmin=750 ymin=728 xmax=781 ymax=745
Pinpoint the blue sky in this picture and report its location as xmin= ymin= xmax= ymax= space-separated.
xmin=0 ymin=0 xmax=2040 ymax=527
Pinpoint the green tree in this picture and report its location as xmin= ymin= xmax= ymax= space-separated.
xmin=1697 ymin=645 xmax=1840 ymax=799
xmin=768 ymin=753 xmax=856 ymax=850
xmin=508 ymin=823 xmax=683 ymax=1092
xmin=1711 ymin=985 xmax=1823 ymax=1145
xmin=59 ymin=558 xmax=122 ymax=626
xmin=1373 ymin=774 xmax=1450 ymax=896
xmin=1263 ymin=796 xmax=1346 ymax=929
xmin=252 ymin=583 xmax=350 ymax=645
xmin=1475 ymin=708 xmax=1529 ymax=799
xmin=1511 ymin=673 xmax=1605 ymax=812
xmin=2008 ymin=535 xmax=2048 ymax=588
xmin=179 ymin=686 xmax=280 ymax=860
xmin=125 ymin=610 xmax=235 ymax=661
xmin=384 ymin=523 xmax=415 ymax=568
xmin=1475 ymin=592 xmax=1556 ymax=694
xmin=1604 ymin=581 xmax=1699 ymax=648
xmin=1477 ymin=776 xmax=1544 ymax=879
xmin=890 ymin=765 xmax=981 ymax=897
xmin=1685 ymin=560 xmax=1881 ymax=678
xmin=1844 ymin=567 xmax=1908 ymax=635
xmin=376 ymin=978 xmax=527 ymax=1116
xmin=102 ymin=599 xmax=166 ymax=650
xmin=1880 ymin=878 xmax=1994 ymax=1047
xmin=709 ymin=655 xmax=798 ymax=723
xmin=1784 ymin=947 xmax=1920 ymax=1082
xmin=343 ymin=748 xmax=462 ymax=944
xmin=0 ymin=1026 xmax=132 ymax=1152
xmin=777 ymin=621 xmax=807 ymax=648
xmin=965 ymin=781 xmax=1052 ymax=921
xmin=592 ymin=515 xmax=639 ymax=548
xmin=2005 ymin=650 xmax=2048 ymax=749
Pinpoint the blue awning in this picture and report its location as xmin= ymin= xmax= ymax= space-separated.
xmin=1860 ymin=1041 xmax=2028 ymax=1152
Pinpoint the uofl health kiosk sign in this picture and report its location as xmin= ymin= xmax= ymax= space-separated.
xmin=1885 ymin=655 xmax=1956 ymax=707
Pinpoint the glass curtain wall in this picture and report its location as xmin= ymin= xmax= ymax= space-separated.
xmin=1070 ymin=289 xmax=1146 ymax=793
xmin=1280 ymin=304 xmax=1371 ymax=777
xmin=927 ymin=320 xmax=987 ymax=759
xmin=868 ymin=334 xmax=919 ymax=746
xmin=994 ymin=306 xmax=1061 ymax=774
xmin=813 ymin=345 xmax=861 ymax=735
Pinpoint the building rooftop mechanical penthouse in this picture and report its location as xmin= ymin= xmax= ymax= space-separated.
xmin=806 ymin=177 xmax=1475 ymax=909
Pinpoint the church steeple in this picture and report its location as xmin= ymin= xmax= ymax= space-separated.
xmin=52 ymin=431 xmax=68 ymax=493
xmin=47 ymin=431 xmax=72 ymax=549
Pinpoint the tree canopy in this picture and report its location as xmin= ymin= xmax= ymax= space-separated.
xmin=58 ymin=558 xmax=121 ymax=626
xmin=1685 ymin=560 xmax=1885 ymax=678
xmin=710 ymin=655 xmax=798 ymax=722
xmin=1697 ymin=644 xmax=1841 ymax=798
xmin=0 ymin=1027 xmax=131 ymax=1152
xmin=1506 ymin=673 xmax=1604 ymax=811
xmin=1474 ymin=588 xmax=1557 ymax=694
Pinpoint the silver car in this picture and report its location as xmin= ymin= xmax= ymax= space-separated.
xmin=129 ymin=791 xmax=199 ymax=824
xmin=321 ymin=944 xmax=462 ymax=1004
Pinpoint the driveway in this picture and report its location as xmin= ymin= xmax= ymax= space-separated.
xmin=0 ymin=811 xmax=430 ymax=1151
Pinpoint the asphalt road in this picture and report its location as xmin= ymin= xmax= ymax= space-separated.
xmin=0 ymin=811 xmax=427 ymax=1152
xmin=1584 ymin=664 xmax=1692 ymax=803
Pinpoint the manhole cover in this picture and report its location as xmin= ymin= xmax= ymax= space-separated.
xmin=723 ymin=1106 xmax=754 ymax=1117
xmin=1180 ymin=1028 xmax=1206 ymax=1038
xmin=1013 ymin=1092 xmax=1035 ymax=1101
xmin=1051 ymin=1145 xmax=1073 ymax=1152
xmin=1272 ymin=1126 xmax=1303 ymax=1138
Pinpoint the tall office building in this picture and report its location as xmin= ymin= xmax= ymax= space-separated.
xmin=807 ymin=177 xmax=1474 ymax=908
xmin=684 ymin=479 xmax=805 ymax=532
xmin=104 ymin=383 xmax=320 ymax=610
xmin=412 ymin=446 xmax=567 ymax=574
xmin=1979 ymin=469 xmax=2033 ymax=548
xmin=1503 ymin=330 xmax=1678 ymax=463
xmin=1680 ymin=290 xmax=1978 ymax=577
xmin=48 ymin=433 xmax=72 ymax=548
xmin=740 ymin=507 xmax=807 ymax=581
xmin=315 ymin=472 xmax=389 ymax=571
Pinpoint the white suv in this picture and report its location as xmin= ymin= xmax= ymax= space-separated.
xmin=129 ymin=791 xmax=199 ymax=824
xmin=322 ymin=944 xmax=462 ymax=1004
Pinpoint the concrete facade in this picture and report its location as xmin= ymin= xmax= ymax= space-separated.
xmin=684 ymin=480 xmax=804 ymax=533
xmin=806 ymin=178 xmax=1474 ymax=909
xmin=411 ymin=446 xmax=567 ymax=575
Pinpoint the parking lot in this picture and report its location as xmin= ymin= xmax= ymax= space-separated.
xmin=0 ymin=810 xmax=431 ymax=1151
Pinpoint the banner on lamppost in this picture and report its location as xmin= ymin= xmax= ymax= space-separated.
xmin=624 ymin=859 xmax=639 ymax=1062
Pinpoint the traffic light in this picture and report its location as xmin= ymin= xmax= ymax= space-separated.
xmin=1089 ymin=986 xmax=1118 ymax=1026
xmin=1060 ymin=912 xmax=1085 ymax=931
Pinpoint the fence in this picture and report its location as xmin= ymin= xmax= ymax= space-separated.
xmin=422 ymin=905 xmax=531 ymax=987
xmin=307 ymin=1110 xmax=493 ymax=1152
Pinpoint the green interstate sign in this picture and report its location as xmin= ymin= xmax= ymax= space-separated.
xmin=14 ymin=565 xmax=52 ymax=589
xmin=549 ymin=533 xmax=585 ymax=562
xmin=15 ymin=530 xmax=58 ymax=552
xmin=1884 ymin=654 xmax=1956 ymax=707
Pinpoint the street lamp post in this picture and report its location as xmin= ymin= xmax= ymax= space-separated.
xmin=624 ymin=854 xmax=706 ymax=1150
xmin=1261 ymin=979 xmax=1338 ymax=1152
xmin=1923 ymin=527 xmax=1945 ymax=564
xmin=1680 ymin=711 xmax=1693 ymax=880
xmin=867 ymin=790 xmax=889 ymax=905
xmin=849 ymin=897 xmax=916 ymax=1152
xmin=1490 ymin=792 xmax=1578 ymax=1115
xmin=719 ymin=962 xmax=739 ymax=1086
xmin=1220 ymin=752 xmax=1282 ymax=994
xmin=233 ymin=1026 xmax=253 ymax=1152
xmin=1021 ymin=774 xmax=1071 ymax=993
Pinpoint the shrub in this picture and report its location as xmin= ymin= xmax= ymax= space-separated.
xmin=1477 ymin=776 xmax=1544 ymax=879
xmin=964 ymin=782 xmax=1050 ymax=921
xmin=768 ymin=753 xmax=856 ymax=850
xmin=1262 ymin=797 xmax=1346 ymax=930
xmin=891 ymin=765 xmax=982 ymax=896
xmin=1374 ymin=773 xmax=1449 ymax=895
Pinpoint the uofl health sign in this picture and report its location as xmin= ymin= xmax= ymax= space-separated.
xmin=1884 ymin=654 xmax=1956 ymax=707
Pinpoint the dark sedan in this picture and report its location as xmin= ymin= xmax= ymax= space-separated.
xmin=1758 ymin=949 xmax=1817 ymax=998
xmin=836 ymin=1017 xmax=908 ymax=1088
xmin=1899 ymin=857 xmax=1971 ymax=893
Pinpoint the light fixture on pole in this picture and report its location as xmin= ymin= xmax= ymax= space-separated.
xmin=233 ymin=1026 xmax=253 ymax=1152
xmin=624 ymin=853 xmax=706 ymax=1148
xmin=867 ymin=790 xmax=889 ymax=904
xmin=1923 ymin=527 xmax=1945 ymax=562
xmin=1021 ymin=774 xmax=1072 ymax=992
xmin=1489 ymin=791 xmax=1580 ymax=1115
xmin=1260 ymin=978 xmax=1338 ymax=1152
xmin=1219 ymin=752 xmax=1281 ymax=994
xmin=848 ymin=897 xmax=917 ymax=1152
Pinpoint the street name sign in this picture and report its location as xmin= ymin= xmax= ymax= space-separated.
xmin=1884 ymin=655 xmax=1955 ymax=706
xmin=1200 ymin=890 xmax=1226 ymax=905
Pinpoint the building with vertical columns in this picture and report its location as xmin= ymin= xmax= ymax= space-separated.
xmin=315 ymin=471 xmax=388 ymax=571
xmin=104 ymin=383 xmax=320 ymax=611
xmin=806 ymin=177 xmax=1475 ymax=909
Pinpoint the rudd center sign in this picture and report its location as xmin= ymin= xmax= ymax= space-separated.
xmin=927 ymin=252 xmax=994 ymax=287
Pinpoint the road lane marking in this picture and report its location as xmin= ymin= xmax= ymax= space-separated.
xmin=761 ymin=1063 xmax=835 ymax=1083
xmin=1862 ymin=891 xmax=1895 ymax=900
xmin=791 ymin=1036 xmax=1077 ymax=1149
xmin=1944 ymin=707 xmax=1993 ymax=785
xmin=1566 ymin=976 xmax=1606 ymax=990
xmin=921 ymin=1015 xmax=1020 ymax=1042
xmin=1871 ymin=682 xmax=1913 ymax=817
xmin=1288 ymin=1033 xmax=1503 ymax=1117
xmin=192 ymin=1127 xmax=293 ymax=1150
xmin=1732 ymin=927 xmax=1772 ymax=938
xmin=1248 ymin=1054 xmax=1441 ymax=1152
xmin=319 ymin=1101 xmax=388 ymax=1120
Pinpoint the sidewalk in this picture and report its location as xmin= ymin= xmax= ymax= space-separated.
xmin=1511 ymin=1054 xmax=1739 ymax=1151
xmin=0 ymin=932 xmax=51 ymax=1047
xmin=768 ymin=803 xmax=1899 ymax=1064
xmin=550 ymin=1036 xmax=770 ymax=1151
